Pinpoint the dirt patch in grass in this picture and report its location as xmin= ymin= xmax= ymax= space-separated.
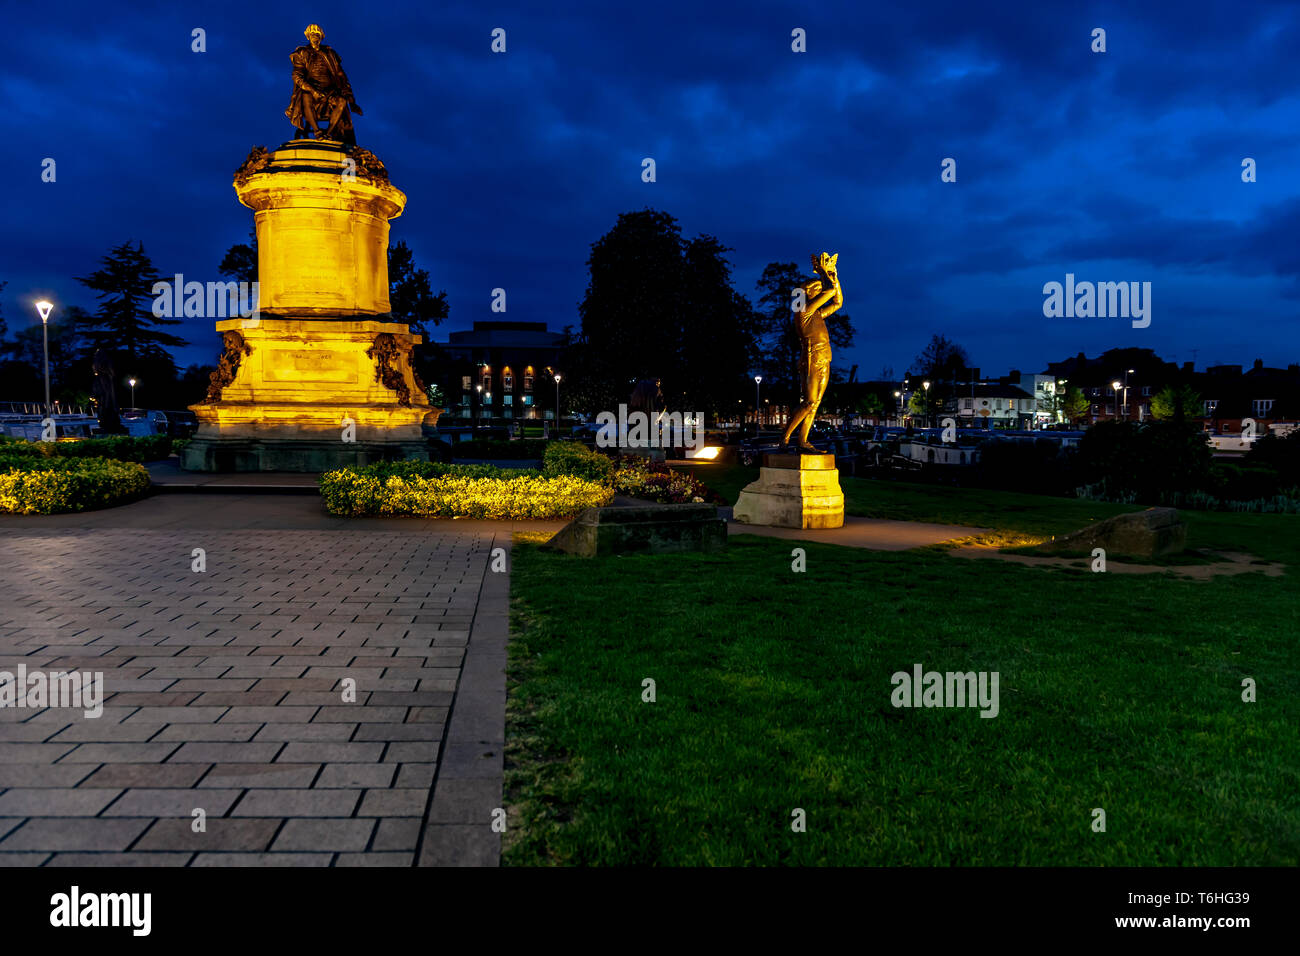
xmin=950 ymin=545 xmax=1285 ymax=579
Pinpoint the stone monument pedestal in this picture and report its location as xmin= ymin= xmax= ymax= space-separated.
xmin=182 ymin=139 xmax=439 ymax=472
xmin=731 ymin=452 xmax=844 ymax=529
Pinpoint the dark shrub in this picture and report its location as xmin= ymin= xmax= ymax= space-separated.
xmin=1245 ymin=430 xmax=1300 ymax=483
xmin=1074 ymin=420 xmax=1211 ymax=503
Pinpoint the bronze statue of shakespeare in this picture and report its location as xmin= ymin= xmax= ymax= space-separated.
xmin=781 ymin=252 xmax=841 ymax=453
xmin=286 ymin=24 xmax=363 ymax=145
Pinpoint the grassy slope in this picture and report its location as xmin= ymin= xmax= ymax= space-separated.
xmin=505 ymin=472 xmax=1300 ymax=865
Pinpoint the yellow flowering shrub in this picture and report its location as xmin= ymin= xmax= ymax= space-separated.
xmin=321 ymin=465 xmax=612 ymax=518
xmin=0 ymin=458 xmax=151 ymax=514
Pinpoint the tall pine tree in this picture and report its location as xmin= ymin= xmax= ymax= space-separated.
xmin=77 ymin=241 xmax=187 ymax=371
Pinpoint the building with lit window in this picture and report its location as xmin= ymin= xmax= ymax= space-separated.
xmin=435 ymin=321 xmax=564 ymax=422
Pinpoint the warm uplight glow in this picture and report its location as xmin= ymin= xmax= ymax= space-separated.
xmin=687 ymin=445 xmax=722 ymax=460
xmin=35 ymin=300 xmax=53 ymax=322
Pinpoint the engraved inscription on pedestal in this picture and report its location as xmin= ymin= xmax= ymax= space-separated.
xmin=263 ymin=347 xmax=356 ymax=384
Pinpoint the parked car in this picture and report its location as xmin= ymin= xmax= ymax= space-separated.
xmin=161 ymin=409 xmax=198 ymax=439
xmin=119 ymin=409 xmax=169 ymax=437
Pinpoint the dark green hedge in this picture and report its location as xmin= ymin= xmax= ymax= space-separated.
xmin=0 ymin=434 xmax=173 ymax=462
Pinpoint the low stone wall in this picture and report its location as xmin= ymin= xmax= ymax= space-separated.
xmin=545 ymin=501 xmax=727 ymax=557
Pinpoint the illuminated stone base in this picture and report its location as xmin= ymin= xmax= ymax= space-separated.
xmin=181 ymin=435 xmax=429 ymax=473
xmin=183 ymin=140 xmax=440 ymax=473
xmin=731 ymin=453 xmax=844 ymax=529
xmin=183 ymin=315 xmax=440 ymax=472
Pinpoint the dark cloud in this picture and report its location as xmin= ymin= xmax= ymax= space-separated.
xmin=2 ymin=0 xmax=1299 ymax=378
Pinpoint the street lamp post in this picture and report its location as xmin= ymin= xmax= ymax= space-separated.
xmin=893 ymin=391 xmax=902 ymax=427
xmin=35 ymin=301 xmax=53 ymax=419
xmin=1124 ymin=368 xmax=1134 ymax=420
xmin=754 ymin=375 xmax=762 ymax=430
xmin=128 ymin=377 xmax=137 ymax=410
xmin=553 ymin=372 xmax=562 ymax=433
xmin=923 ymin=381 xmax=932 ymax=428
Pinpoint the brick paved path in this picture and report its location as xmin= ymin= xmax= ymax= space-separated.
xmin=0 ymin=498 xmax=550 ymax=866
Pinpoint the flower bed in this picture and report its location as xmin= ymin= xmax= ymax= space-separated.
xmin=613 ymin=455 xmax=723 ymax=505
xmin=320 ymin=460 xmax=612 ymax=518
xmin=0 ymin=457 xmax=152 ymax=514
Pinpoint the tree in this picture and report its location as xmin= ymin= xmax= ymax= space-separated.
xmin=386 ymin=240 xmax=451 ymax=399
xmin=218 ymin=229 xmax=258 ymax=284
xmin=174 ymin=363 xmax=215 ymax=406
xmin=857 ymin=393 xmax=884 ymax=419
xmin=913 ymin=334 xmax=970 ymax=382
xmin=907 ymin=387 xmax=937 ymax=423
xmin=77 ymin=241 xmax=187 ymax=371
xmin=388 ymin=240 xmax=449 ymax=339
xmin=573 ymin=209 xmax=764 ymax=417
xmin=1063 ymin=386 xmax=1090 ymax=425
xmin=1150 ymin=384 xmax=1202 ymax=423
xmin=679 ymin=234 xmax=761 ymax=413
xmin=911 ymin=334 xmax=971 ymax=421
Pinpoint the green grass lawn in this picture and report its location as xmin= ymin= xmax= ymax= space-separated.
xmin=505 ymin=475 xmax=1300 ymax=865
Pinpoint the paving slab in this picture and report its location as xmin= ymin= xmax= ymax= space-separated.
xmin=0 ymin=493 xmax=523 ymax=866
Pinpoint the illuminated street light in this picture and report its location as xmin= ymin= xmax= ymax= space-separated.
xmin=128 ymin=377 xmax=138 ymax=409
xmin=35 ymin=300 xmax=53 ymax=419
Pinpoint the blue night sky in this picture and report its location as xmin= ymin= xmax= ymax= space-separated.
xmin=4 ymin=0 xmax=1300 ymax=380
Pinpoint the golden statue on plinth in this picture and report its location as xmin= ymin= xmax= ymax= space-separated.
xmin=782 ymin=251 xmax=841 ymax=453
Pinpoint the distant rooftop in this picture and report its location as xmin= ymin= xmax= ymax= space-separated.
xmin=443 ymin=320 xmax=564 ymax=349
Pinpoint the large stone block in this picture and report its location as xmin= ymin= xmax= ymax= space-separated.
xmin=545 ymin=503 xmax=727 ymax=557
xmin=731 ymin=453 xmax=844 ymax=529
xmin=1036 ymin=506 xmax=1188 ymax=558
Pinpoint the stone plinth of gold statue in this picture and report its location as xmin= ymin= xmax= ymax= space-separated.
xmin=731 ymin=252 xmax=845 ymax=529
xmin=182 ymin=138 xmax=439 ymax=472
xmin=732 ymin=452 xmax=845 ymax=529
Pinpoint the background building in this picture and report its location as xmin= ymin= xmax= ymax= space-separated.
xmin=436 ymin=321 xmax=564 ymax=423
